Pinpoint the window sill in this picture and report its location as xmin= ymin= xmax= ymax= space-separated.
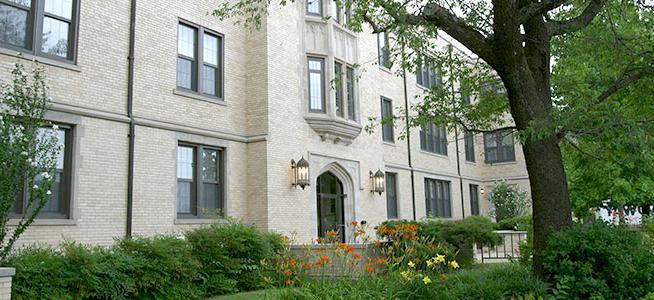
xmin=7 ymin=218 xmax=77 ymax=226
xmin=383 ymin=141 xmax=396 ymax=146
xmin=174 ymin=218 xmax=224 ymax=225
xmin=0 ymin=48 xmax=81 ymax=72
xmin=420 ymin=150 xmax=449 ymax=159
xmin=484 ymin=160 xmax=517 ymax=166
xmin=173 ymin=89 xmax=226 ymax=106
xmin=379 ymin=66 xmax=393 ymax=74
xmin=305 ymin=15 xmax=328 ymax=23
xmin=464 ymin=160 xmax=477 ymax=166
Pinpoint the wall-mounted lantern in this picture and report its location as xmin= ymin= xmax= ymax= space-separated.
xmin=291 ymin=157 xmax=310 ymax=189
xmin=480 ymin=187 xmax=485 ymax=195
xmin=369 ymin=169 xmax=385 ymax=195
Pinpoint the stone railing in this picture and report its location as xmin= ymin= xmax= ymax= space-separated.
xmin=0 ymin=268 xmax=15 ymax=300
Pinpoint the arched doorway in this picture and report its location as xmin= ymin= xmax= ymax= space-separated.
xmin=316 ymin=172 xmax=345 ymax=242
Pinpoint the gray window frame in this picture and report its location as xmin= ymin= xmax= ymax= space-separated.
xmin=386 ymin=172 xmax=398 ymax=219
xmin=14 ymin=123 xmax=73 ymax=219
xmin=483 ymin=130 xmax=516 ymax=163
xmin=0 ymin=0 xmax=80 ymax=63
xmin=469 ymin=184 xmax=480 ymax=216
xmin=464 ymin=131 xmax=475 ymax=162
xmin=176 ymin=143 xmax=224 ymax=219
xmin=381 ymin=97 xmax=394 ymax=143
xmin=416 ymin=57 xmax=441 ymax=89
xmin=306 ymin=0 xmax=322 ymax=16
xmin=346 ymin=66 xmax=356 ymax=121
xmin=425 ymin=178 xmax=451 ymax=218
xmin=307 ymin=56 xmax=326 ymax=113
xmin=377 ymin=31 xmax=391 ymax=69
xmin=420 ymin=122 xmax=448 ymax=155
xmin=334 ymin=61 xmax=344 ymax=117
xmin=176 ymin=20 xmax=224 ymax=99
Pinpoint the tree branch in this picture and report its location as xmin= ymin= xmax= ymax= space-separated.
xmin=372 ymin=1 xmax=497 ymax=66
xmin=518 ymin=0 xmax=566 ymax=25
xmin=596 ymin=69 xmax=646 ymax=103
xmin=547 ymin=0 xmax=609 ymax=36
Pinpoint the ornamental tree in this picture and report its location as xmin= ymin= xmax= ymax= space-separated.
xmin=0 ymin=62 xmax=60 ymax=261
xmin=214 ymin=0 xmax=654 ymax=276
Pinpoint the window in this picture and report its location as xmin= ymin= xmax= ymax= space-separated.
xmin=425 ymin=178 xmax=451 ymax=218
xmin=177 ymin=144 xmax=223 ymax=218
xmin=307 ymin=0 xmax=322 ymax=16
xmin=332 ymin=0 xmax=351 ymax=26
xmin=484 ymin=130 xmax=516 ymax=163
xmin=14 ymin=125 xmax=71 ymax=219
xmin=377 ymin=32 xmax=390 ymax=69
xmin=346 ymin=66 xmax=356 ymax=120
xmin=416 ymin=57 xmax=441 ymax=89
xmin=0 ymin=0 xmax=79 ymax=61
xmin=334 ymin=62 xmax=344 ymax=117
xmin=176 ymin=22 xmax=223 ymax=98
xmin=308 ymin=57 xmax=325 ymax=112
xmin=386 ymin=173 xmax=398 ymax=219
xmin=420 ymin=123 xmax=447 ymax=155
xmin=469 ymin=184 xmax=480 ymax=216
xmin=381 ymin=97 xmax=394 ymax=143
xmin=464 ymin=131 xmax=475 ymax=162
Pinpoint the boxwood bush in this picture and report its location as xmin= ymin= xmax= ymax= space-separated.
xmin=544 ymin=222 xmax=654 ymax=299
xmin=5 ymin=219 xmax=283 ymax=299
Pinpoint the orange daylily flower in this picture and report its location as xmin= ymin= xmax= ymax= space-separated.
xmin=352 ymin=253 xmax=362 ymax=260
xmin=289 ymin=258 xmax=297 ymax=266
xmin=351 ymin=220 xmax=358 ymax=226
xmin=285 ymin=279 xmax=294 ymax=286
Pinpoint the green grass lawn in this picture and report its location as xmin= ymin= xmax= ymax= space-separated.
xmin=209 ymin=289 xmax=284 ymax=300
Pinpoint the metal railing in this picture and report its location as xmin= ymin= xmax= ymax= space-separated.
xmin=479 ymin=230 xmax=528 ymax=263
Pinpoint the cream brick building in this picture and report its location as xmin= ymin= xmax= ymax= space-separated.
xmin=0 ymin=0 xmax=529 ymax=245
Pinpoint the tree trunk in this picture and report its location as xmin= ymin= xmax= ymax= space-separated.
xmin=522 ymin=135 xmax=573 ymax=277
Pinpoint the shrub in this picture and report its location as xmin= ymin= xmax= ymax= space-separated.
xmin=544 ymin=222 xmax=654 ymax=299
xmin=116 ymin=236 xmax=205 ymax=299
xmin=487 ymin=181 xmax=530 ymax=222
xmin=185 ymin=218 xmax=280 ymax=293
xmin=495 ymin=215 xmax=532 ymax=231
xmin=7 ymin=238 xmax=205 ymax=300
xmin=6 ymin=219 xmax=283 ymax=299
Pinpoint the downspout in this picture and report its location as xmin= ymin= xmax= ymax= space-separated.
xmin=126 ymin=0 xmax=137 ymax=238
xmin=448 ymin=45 xmax=466 ymax=219
xmin=401 ymin=43 xmax=417 ymax=221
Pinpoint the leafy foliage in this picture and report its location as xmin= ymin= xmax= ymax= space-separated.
xmin=0 ymin=62 xmax=60 ymax=261
xmin=544 ymin=222 xmax=654 ymax=299
xmin=554 ymin=2 xmax=654 ymax=218
xmin=378 ymin=217 xmax=502 ymax=266
xmin=495 ymin=215 xmax=532 ymax=231
xmin=185 ymin=218 xmax=281 ymax=293
xmin=279 ymin=263 xmax=548 ymax=300
xmin=6 ymin=220 xmax=284 ymax=299
xmin=487 ymin=181 xmax=530 ymax=222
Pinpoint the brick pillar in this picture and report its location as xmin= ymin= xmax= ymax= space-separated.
xmin=0 ymin=268 xmax=15 ymax=300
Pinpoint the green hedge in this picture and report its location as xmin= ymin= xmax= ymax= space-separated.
xmin=494 ymin=215 xmax=531 ymax=231
xmin=544 ymin=222 xmax=654 ymax=299
xmin=5 ymin=219 xmax=283 ymax=299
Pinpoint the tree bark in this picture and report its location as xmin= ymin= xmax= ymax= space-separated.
xmin=522 ymin=136 xmax=573 ymax=277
